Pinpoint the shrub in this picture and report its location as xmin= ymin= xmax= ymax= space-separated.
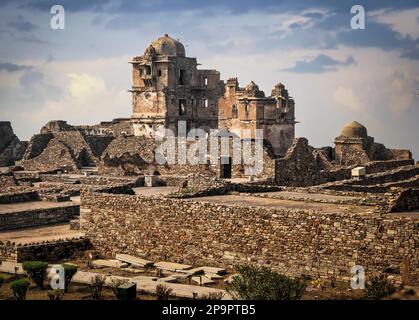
xmin=62 ymin=264 xmax=78 ymax=292
xmin=155 ymin=284 xmax=172 ymax=300
xmin=89 ymin=275 xmax=106 ymax=299
xmin=198 ymin=291 xmax=225 ymax=300
xmin=22 ymin=261 xmax=49 ymax=290
xmin=226 ymin=264 xmax=306 ymax=300
xmin=47 ymin=290 xmax=65 ymax=300
xmin=363 ymin=275 xmax=396 ymax=300
xmin=10 ymin=278 xmax=30 ymax=300
xmin=109 ymin=278 xmax=129 ymax=298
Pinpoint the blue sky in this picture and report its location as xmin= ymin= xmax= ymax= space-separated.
xmin=0 ymin=0 xmax=418 ymax=159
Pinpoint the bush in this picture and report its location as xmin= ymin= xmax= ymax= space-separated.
xmin=198 ymin=291 xmax=225 ymax=300
xmin=109 ymin=278 xmax=129 ymax=298
xmin=10 ymin=278 xmax=30 ymax=300
xmin=226 ymin=264 xmax=306 ymax=300
xmin=363 ymin=275 xmax=396 ymax=300
xmin=155 ymin=284 xmax=172 ymax=300
xmin=89 ymin=275 xmax=106 ymax=299
xmin=22 ymin=261 xmax=49 ymax=289
xmin=62 ymin=264 xmax=78 ymax=292
xmin=47 ymin=289 xmax=65 ymax=300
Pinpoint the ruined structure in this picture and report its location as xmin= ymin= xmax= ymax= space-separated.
xmin=12 ymin=34 xmax=297 ymax=178
xmin=18 ymin=121 xmax=114 ymax=172
xmin=129 ymin=34 xmax=296 ymax=156
xmin=130 ymin=34 xmax=224 ymax=136
xmin=1 ymin=34 xmax=418 ymax=301
xmin=0 ymin=122 xmax=27 ymax=167
xmin=219 ymin=80 xmax=295 ymax=156
xmin=79 ymin=188 xmax=418 ymax=285
xmin=334 ymin=121 xmax=411 ymax=166
xmin=275 ymin=121 xmax=414 ymax=187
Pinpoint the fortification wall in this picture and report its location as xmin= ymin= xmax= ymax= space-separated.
xmin=80 ymin=191 xmax=418 ymax=285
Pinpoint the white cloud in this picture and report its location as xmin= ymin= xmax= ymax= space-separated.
xmin=67 ymin=73 xmax=106 ymax=99
xmin=385 ymin=66 xmax=419 ymax=114
xmin=0 ymin=57 xmax=131 ymax=140
xmin=371 ymin=8 xmax=419 ymax=39
xmin=333 ymin=86 xmax=363 ymax=112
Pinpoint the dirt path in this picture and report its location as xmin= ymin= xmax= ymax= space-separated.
xmin=186 ymin=194 xmax=374 ymax=214
xmin=0 ymin=223 xmax=83 ymax=244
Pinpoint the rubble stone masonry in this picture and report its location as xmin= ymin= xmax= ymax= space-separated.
xmin=0 ymin=237 xmax=90 ymax=262
xmin=80 ymin=191 xmax=418 ymax=284
xmin=0 ymin=204 xmax=79 ymax=231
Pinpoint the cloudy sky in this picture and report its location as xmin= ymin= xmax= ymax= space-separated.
xmin=0 ymin=0 xmax=418 ymax=158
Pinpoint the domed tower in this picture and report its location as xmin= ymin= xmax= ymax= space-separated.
xmin=334 ymin=121 xmax=374 ymax=166
xmin=340 ymin=121 xmax=368 ymax=139
xmin=130 ymin=34 xmax=223 ymax=137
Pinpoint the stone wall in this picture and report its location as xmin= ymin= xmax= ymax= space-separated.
xmin=275 ymin=138 xmax=349 ymax=186
xmin=100 ymin=135 xmax=276 ymax=179
xmin=319 ymin=165 xmax=419 ymax=193
xmin=0 ymin=204 xmax=79 ymax=231
xmin=80 ymin=190 xmax=418 ymax=284
xmin=364 ymin=159 xmax=414 ymax=174
xmin=0 ymin=241 xmax=17 ymax=262
xmin=389 ymin=188 xmax=419 ymax=212
xmin=351 ymin=165 xmax=419 ymax=186
xmin=0 ymin=237 xmax=90 ymax=262
xmin=22 ymin=133 xmax=53 ymax=160
xmin=0 ymin=191 xmax=39 ymax=204
xmin=76 ymin=118 xmax=134 ymax=137
xmin=0 ymin=174 xmax=18 ymax=187
xmin=39 ymin=174 xmax=140 ymax=186
xmin=19 ymin=124 xmax=112 ymax=172
xmin=275 ymin=138 xmax=416 ymax=187
xmin=0 ymin=121 xmax=27 ymax=166
xmin=169 ymin=174 xmax=281 ymax=198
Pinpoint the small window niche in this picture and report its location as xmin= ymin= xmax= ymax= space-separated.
xmin=204 ymin=99 xmax=209 ymax=108
xmin=232 ymin=105 xmax=238 ymax=118
xmin=179 ymin=69 xmax=186 ymax=85
xmin=204 ymin=77 xmax=208 ymax=86
xmin=157 ymin=69 xmax=162 ymax=77
xmin=179 ymin=99 xmax=186 ymax=115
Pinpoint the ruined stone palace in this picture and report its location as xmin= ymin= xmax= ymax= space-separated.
xmin=130 ymin=34 xmax=296 ymax=156
xmin=0 ymin=34 xmax=418 ymax=290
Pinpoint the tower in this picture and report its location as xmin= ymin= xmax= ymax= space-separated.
xmin=130 ymin=34 xmax=224 ymax=137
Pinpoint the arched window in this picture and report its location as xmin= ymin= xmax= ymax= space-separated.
xmin=232 ymin=105 xmax=238 ymax=118
xmin=144 ymin=65 xmax=151 ymax=75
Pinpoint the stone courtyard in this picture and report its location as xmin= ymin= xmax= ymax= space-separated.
xmin=0 ymin=34 xmax=418 ymax=299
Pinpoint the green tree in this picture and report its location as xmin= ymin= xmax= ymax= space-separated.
xmin=62 ymin=264 xmax=78 ymax=292
xmin=10 ymin=278 xmax=30 ymax=300
xmin=22 ymin=261 xmax=49 ymax=290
